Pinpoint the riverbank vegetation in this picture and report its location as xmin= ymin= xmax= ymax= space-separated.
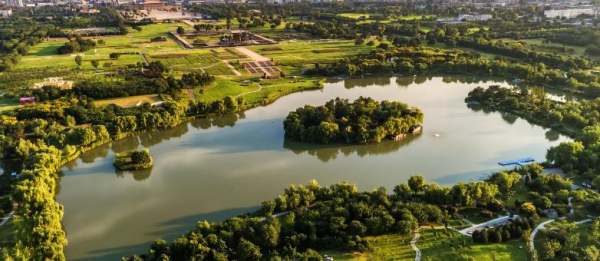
xmin=114 ymin=149 xmax=153 ymax=170
xmin=127 ymin=168 xmax=600 ymax=260
xmin=284 ymin=97 xmax=423 ymax=144
xmin=466 ymin=86 xmax=600 ymax=181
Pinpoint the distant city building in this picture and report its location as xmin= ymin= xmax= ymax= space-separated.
xmin=0 ymin=9 xmax=12 ymax=17
xmin=437 ymin=13 xmax=493 ymax=24
xmin=544 ymin=7 xmax=596 ymax=18
xmin=5 ymin=0 xmax=23 ymax=7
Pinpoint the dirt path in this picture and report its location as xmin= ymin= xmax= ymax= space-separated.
xmin=235 ymin=47 xmax=270 ymax=62
xmin=223 ymin=61 xmax=242 ymax=76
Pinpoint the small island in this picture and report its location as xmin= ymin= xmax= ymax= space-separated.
xmin=284 ymin=97 xmax=424 ymax=144
xmin=113 ymin=149 xmax=154 ymax=171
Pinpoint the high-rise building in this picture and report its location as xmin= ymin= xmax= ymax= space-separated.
xmin=6 ymin=0 xmax=24 ymax=7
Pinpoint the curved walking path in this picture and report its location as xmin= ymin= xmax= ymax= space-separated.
xmin=0 ymin=211 xmax=14 ymax=226
xmin=529 ymin=219 xmax=555 ymax=260
xmin=411 ymin=226 xmax=449 ymax=261
xmin=410 ymin=230 xmax=422 ymax=261
xmin=529 ymin=197 xmax=595 ymax=260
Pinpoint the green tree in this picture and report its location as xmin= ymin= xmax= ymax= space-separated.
xmin=237 ymin=238 xmax=262 ymax=260
xmin=75 ymin=55 xmax=83 ymax=69
xmin=91 ymin=60 xmax=99 ymax=70
xmin=408 ymin=176 xmax=425 ymax=192
xmin=581 ymin=124 xmax=600 ymax=145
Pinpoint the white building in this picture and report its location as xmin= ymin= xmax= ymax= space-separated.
xmin=544 ymin=7 xmax=596 ymax=18
xmin=457 ymin=14 xmax=493 ymax=21
xmin=0 ymin=9 xmax=12 ymax=18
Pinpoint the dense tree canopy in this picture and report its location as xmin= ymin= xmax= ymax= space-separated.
xmin=284 ymin=97 xmax=423 ymax=144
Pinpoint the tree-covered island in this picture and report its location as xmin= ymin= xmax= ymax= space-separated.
xmin=284 ymin=97 xmax=423 ymax=144
xmin=114 ymin=149 xmax=153 ymax=171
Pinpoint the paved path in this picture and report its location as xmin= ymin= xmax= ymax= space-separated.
xmin=410 ymin=230 xmax=422 ymax=261
xmin=235 ymin=47 xmax=269 ymax=61
xmin=458 ymin=215 xmax=518 ymax=236
xmin=529 ymin=197 xmax=585 ymax=260
xmin=529 ymin=218 xmax=555 ymax=260
xmin=411 ymin=226 xmax=450 ymax=261
xmin=0 ymin=211 xmax=14 ymax=226
xmin=568 ymin=197 xmax=574 ymax=216
xmin=528 ymin=218 xmax=593 ymax=260
xmin=223 ymin=61 xmax=242 ymax=76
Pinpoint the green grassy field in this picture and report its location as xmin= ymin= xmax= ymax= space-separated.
xmin=337 ymin=13 xmax=371 ymax=20
xmin=326 ymin=228 xmax=527 ymax=261
xmin=248 ymin=40 xmax=373 ymax=74
xmin=323 ymin=233 xmax=414 ymax=261
xmin=514 ymin=38 xmax=587 ymax=57
xmin=17 ymin=23 xmax=191 ymax=71
xmin=0 ymin=97 xmax=19 ymax=113
xmin=419 ymin=229 xmax=527 ymax=261
xmin=94 ymin=94 xmax=161 ymax=108
xmin=1 ymin=23 xmax=372 ymax=111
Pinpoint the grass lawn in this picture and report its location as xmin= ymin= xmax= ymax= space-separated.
xmin=0 ymin=97 xmax=19 ymax=113
xmin=337 ymin=13 xmax=371 ymax=20
xmin=193 ymin=76 xmax=323 ymax=107
xmin=242 ymin=77 xmax=323 ymax=106
xmin=515 ymin=38 xmax=587 ymax=57
xmin=195 ymin=78 xmax=259 ymax=103
xmin=419 ymin=229 xmax=527 ymax=261
xmin=94 ymin=94 xmax=161 ymax=108
xmin=323 ymin=233 xmax=414 ymax=261
xmin=396 ymin=15 xmax=435 ymax=21
xmin=248 ymin=40 xmax=373 ymax=74
xmin=17 ymin=23 xmax=189 ymax=71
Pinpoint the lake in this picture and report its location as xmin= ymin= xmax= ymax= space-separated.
xmin=57 ymin=76 xmax=569 ymax=260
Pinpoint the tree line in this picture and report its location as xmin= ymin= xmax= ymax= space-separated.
xmin=305 ymin=46 xmax=600 ymax=98
xmin=31 ymin=61 xmax=214 ymax=101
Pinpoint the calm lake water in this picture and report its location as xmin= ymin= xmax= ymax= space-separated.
xmin=57 ymin=76 xmax=569 ymax=260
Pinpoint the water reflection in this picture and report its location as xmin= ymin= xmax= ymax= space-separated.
xmin=500 ymin=112 xmax=518 ymax=125
xmin=116 ymin=168 xmax=153 ymax=181
xmin=189 ymin=112 xmax=244 ymax=130
xmin=283 ymin=133 xmax=421 ymax=162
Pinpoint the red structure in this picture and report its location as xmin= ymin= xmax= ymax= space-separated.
xmin=19 ymin=97 xmax=35 ymax=105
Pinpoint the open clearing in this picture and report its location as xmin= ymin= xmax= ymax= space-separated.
xmin=94 ymin=94 xmax=161 ymax=108
xmin=324 ymin=228 xmax=527 ymax=261
xmin=1 ymin=23 xmax=372 ymax=110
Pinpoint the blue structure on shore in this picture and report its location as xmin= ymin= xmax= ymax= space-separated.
xmin=498 ymin=157 xmax=535 ymax=166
